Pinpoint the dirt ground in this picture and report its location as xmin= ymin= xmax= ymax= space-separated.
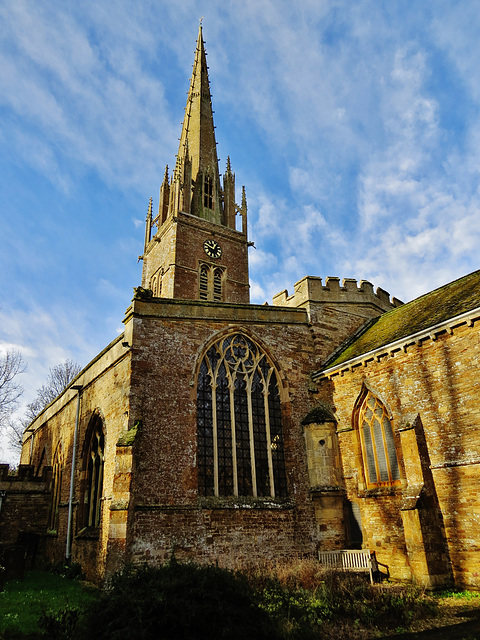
xmin=379 ymin=597 xmax=480 ymax=639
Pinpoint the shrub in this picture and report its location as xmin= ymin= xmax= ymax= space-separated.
xmin=77 ymin=560 xmax=278 ymax=640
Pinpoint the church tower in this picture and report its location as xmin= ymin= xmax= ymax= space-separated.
xmin=141 ymin=26 xmax=250 ymax=304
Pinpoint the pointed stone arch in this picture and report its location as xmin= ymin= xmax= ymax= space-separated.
xmin=196 ymin=331 xmax=288 ymax=499
xmin=47 ymin=442 xmax=63 ymax=532
xmin=78 ymin=411 xmax=105 ymax=530
xmin=353 ymin=385 xmax=401 ymax=489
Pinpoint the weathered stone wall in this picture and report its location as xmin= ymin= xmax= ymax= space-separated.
xmin=0 ymin=464 xmax=51 ymax=552
xmin=273 ymin=276 xmax=400 ymax=366
xmin=142 ymin=212 xmax=250 ymax=304
xmin=318 ymin=319 xmax=480 ymax=588
xmin=19 ymin=334 xmax=132 ymax=582
xmin=124 ymin=298 xmax=328 ymax=567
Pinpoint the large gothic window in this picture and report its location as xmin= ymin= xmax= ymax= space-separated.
xmin=197 ymin=333 xmax=287 ymax=498
xmin=80 ymin=414 xmax=105 ymax=529
xmin=358 ymin=391 xmax=400 ymax=489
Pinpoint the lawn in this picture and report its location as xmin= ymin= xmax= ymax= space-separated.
xmin=0 ymin=570 xmax=96 ymax=638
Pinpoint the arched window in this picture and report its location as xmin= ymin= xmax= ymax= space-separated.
xmin=80 ymin=414 xmax=105 ymax=529
xmin=47 ymin=444 xmax=62 ymax=532
xmin=358 ymin=391 xmax=400 ymax=488
xmin=150 ymin=269 xmax=163 ymax=297
xmin=197 ymin=333 xmax=287 ymax=498
xmin=199 ymin=264 xmax=224 ymax=302
xmin=151 ymin=275 xmax=157 ymax=296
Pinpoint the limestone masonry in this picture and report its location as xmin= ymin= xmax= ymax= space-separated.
xmin=2 ymin=26 xmax=479 ymax=588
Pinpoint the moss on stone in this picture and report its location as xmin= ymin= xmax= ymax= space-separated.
xmin=116 ymin=421 xmax=141 ymax=447
xmin=301 ymin=403 xmax=336 ymax=425
xmin=327 ymin=269 xmax=480 ymax=368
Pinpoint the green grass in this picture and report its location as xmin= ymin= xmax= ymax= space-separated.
xmin=436 ymin=590 xmax=480 ymax=600
xmin=0 ymin=570 xmax=96 ymax=638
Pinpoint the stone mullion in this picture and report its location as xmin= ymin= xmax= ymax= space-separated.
xmin=263 ymin=368 xmax=275 ymax=497
xmin=96 ymin=454 xmax=104 ymax=526
xmin=379 ymin=403 xmax=394 ymax=483
xmin=246 ymin=374 xmax=257 ymax=498
xmin=228 ymin=371 xmax=238 ymax=497
xmin=211 ymin=377 xmax=219 ymax=497
xmin=359 ymin=405 xmax=376 ymax=486
xmin=88 ymin=452 xmax=97 ymax=526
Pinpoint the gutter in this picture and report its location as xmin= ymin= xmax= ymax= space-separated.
xmin=314 ymin=304 xmax=480 ymax=380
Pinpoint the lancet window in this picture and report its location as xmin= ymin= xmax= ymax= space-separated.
xmin=150 ymin=269 xmax=163 ymax=297
xmin=80 ymin=414 xmax=105 ymax=529
xmin=358 ymin=391 xmax=400 ymax=488
xmin=197 ymin=333 xmax=287 ymax=498
xmin=47 ymin=444 xmax=62 ymax=532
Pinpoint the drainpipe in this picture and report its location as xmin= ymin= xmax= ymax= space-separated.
xmin=66 ymin=384 xmax=83 ymax=563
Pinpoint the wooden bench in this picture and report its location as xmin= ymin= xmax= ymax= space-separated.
xmin=318 ymin=549 xmax=389 ymax=584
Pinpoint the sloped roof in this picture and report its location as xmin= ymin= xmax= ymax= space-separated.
xmin=323 ymin=269 xmax=480 ymax=369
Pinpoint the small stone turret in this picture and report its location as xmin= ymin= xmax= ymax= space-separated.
xmin=273 ymin=276 xmax=402 ymax=311
xmin=273 ymin=276 xmax=403 ymax=365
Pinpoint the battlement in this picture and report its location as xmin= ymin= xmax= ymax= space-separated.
xmin=272 ymin=276 xmax=403 ymax=312
xmin=0 ymin=464 xmax=52 ymax=483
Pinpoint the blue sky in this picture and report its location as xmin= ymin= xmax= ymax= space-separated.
xmin=1 ymin=0 xmax=480 ymax=462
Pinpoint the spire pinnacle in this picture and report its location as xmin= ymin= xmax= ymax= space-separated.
xmin=144 ymin=197 xmax=153 ymax=251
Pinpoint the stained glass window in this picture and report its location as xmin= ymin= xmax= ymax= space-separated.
xmin=359 ymin=392 xmax=400 ymax=488
xmin=47 ymin=444 xmax=62 ymax=532
xmin=197 ymin=334 xmax=287 ymax=498
xmin=81 ymin=414 xmax=105 ymax=528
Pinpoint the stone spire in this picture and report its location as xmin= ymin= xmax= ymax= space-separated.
xmin=175 ymin=24 xmax=222 ymax=224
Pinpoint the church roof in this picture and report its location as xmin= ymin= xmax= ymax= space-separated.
xmin=322 ymin=269 xmax=480 ymax=370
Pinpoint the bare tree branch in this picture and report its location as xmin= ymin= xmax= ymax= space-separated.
xmin=26 ymin=359 xmax=82 ymax=422
xmin=0 ymin=350 xmax=26 ymax=429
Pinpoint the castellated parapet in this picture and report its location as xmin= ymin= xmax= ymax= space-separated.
xmin=0 ymin=464 xmax=53 ymax=547
xmin=273 ymin=277 xmax=403 ymax=366
xmin=273 ymin=276 xmax=403 ymax=311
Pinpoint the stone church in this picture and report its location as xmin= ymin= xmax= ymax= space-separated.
xmin=1 ymin=27 xmax=479 ymax=588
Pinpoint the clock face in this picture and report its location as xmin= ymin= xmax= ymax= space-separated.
xmin=203 ymin=239 xmax=222 ymax=259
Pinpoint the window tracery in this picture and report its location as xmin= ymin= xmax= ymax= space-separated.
xmin=197 ymin=333 xmax=287 ymax=498
xmin=80 ymin=414 xmax=105 ymax=529
xmin=47 ymin=444 xmax=62 ymax=532
xmin=358 ymin=391 xmax=400 ymax=488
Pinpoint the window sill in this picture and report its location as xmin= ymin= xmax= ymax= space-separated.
xmin=358 ymin=485 xmax=403 ymax=498
xmin=198 ymin=496 xmax=295 ymax=510
xmin=75 ymin=526 xmax=100 ymax=540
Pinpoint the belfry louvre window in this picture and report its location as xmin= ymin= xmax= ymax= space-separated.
xmin=80 ymin=414 xmax=105 ymax=528
xmin=359 ymin=392 xmax=400 ymax=488
xmin=199 ymin=264 xmax=224 ymax=301
xmin=197 ymin=333 xmax=287 ymax=498
xmin=204 ymin=175 xmax=213 ymax=209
